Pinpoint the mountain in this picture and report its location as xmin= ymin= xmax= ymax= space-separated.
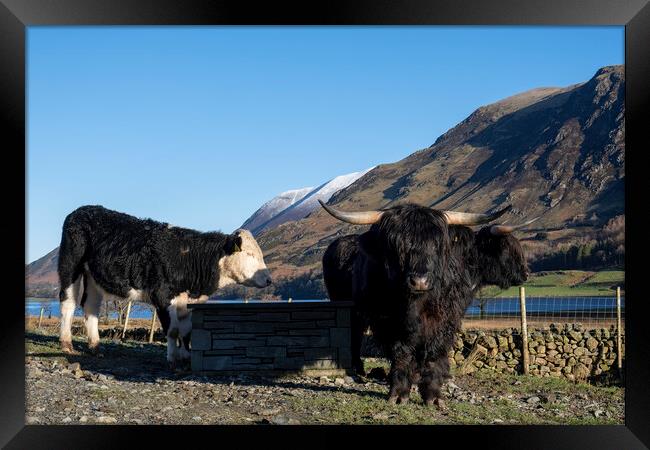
xmin=241 ymin=167 xmax=374 ymax=236
xmin=25 ymin=66 xmax=624 ymax=297
xmin=241 ymin=187 xmax=314 ymax=234
xmin=255 ymin=65 xmax=624 ymax=279
xmin=25 ymin=247 xmax=59 ymax=297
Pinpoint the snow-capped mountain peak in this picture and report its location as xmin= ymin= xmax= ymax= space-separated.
xmin=241 ymin=167 xmax=374 ymax=235
xmin=241 ymin=187 xmax=314 ymax=233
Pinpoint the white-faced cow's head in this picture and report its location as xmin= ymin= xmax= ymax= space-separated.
xmin=218 ymin=229 xmax=272 ymax=289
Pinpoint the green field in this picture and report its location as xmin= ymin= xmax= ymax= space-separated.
xmin=479 ymin=270 xmax=624 ymax=297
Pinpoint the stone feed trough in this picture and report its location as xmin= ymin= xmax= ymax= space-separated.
xmin=188 ymin=300 xmax=353 ymax=376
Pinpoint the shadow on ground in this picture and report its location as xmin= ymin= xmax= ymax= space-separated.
xmin=25 ymin=331 xmax=387 ymax=400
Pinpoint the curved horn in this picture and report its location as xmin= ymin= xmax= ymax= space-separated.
xmin=318 ymin=200 xmax=384 ymax=225
xmin=490 ymin=216 xmax=540 ymax=235
xmin=442 ymin=204 xmax=512 ymax=226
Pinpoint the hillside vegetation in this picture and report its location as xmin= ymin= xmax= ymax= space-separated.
xmin=479 ymin=270 xmax=624 ymax=298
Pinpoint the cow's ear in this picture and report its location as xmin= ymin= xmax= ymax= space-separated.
xmin=358 ymin=231 xmax=379 ymax=261
xmin=225 ymin=234 xmax=243 ymax=254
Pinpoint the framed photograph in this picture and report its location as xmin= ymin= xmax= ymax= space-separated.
xmin=3 ymin=0 xmax=649 ymax=448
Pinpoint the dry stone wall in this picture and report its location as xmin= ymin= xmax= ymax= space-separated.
xmin=361 ymin=323 xmax=624 ymax=382
xmin=449 ymin=323 xmax=623 ymax=381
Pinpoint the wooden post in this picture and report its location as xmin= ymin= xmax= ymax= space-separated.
xmin=519 ymin=286 xmax=529 ymax=375
xmin=37 ymin=307 xmax=45 ymax=329
xmin=148 ymin=308 xmax=158 ymax=343
xmin=121 ymin=301 xmax=132 ymax=339
xmin=616 ymin=286 xmax=623 ymax=374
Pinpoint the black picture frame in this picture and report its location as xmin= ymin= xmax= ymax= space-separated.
xmin=2 ymin=1 xmax=649 ymax=448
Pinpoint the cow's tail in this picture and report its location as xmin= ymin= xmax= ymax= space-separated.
xmin=57 ymin=209 xmax=89 ymax=304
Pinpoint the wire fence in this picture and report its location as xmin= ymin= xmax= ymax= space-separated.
xmin=463 ymin=292 xmax=625 ymax=332
xmin=28 ymin=289 xmax=626 ymax=347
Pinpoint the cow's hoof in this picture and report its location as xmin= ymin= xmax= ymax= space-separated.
xmin=432 ymin=398 xmax=447 ymax=411
xmin=387 ymin=395 xmax=398 ymax=405
xmin=180 ymin=359 xmax=191 ymax=371
xmin=88 ymin=344 xmax=102 ymax=356
xmin=61 ymin=342 xmax=79 ymax=355
xmin=397 ymin=395 xmax=410 ymax=405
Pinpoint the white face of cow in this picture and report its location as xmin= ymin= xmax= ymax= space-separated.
xmin=218 ymin=229 xmax=272 ymax=289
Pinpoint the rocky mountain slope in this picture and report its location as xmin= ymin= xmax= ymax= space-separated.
xmin=25 ymin=247 xmax=59 ymax=297
xmin=256 ymin=65 xmax=624 ymax=279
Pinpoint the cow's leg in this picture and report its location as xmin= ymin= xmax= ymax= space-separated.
xmin=180 ymin=332 xmax=192 ymax=361
xmin=166 ymin=304 xmax=180 ymax=368
xmin=167 ymin=327 xmax=180 ymax=368
xmin=59 ymin=276 xmax=82 ymax=354
xmin=350 ymin=308 xmax=366 ymax=375
xmin=82 ymin=274 xmax=103 ymax=355
xmin=178 ymin=313 xmax=192 ymax=362
xmin=387 ymin=344 xmax=416 ymax=405
xmin=418 ymin=353 xmax=450 ymax=409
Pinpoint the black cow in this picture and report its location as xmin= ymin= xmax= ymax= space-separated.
xmin=319 ymin=200 xmax=512 ymax=406
xmin=57 ymin=205 xmax=272 ymax=366
xmin=449 ymin=219 xmax=536 ymax=308
xmin=322 ymin=209 xmax=535 ymax=391
xmin=322 ymin=234 xmax=359 ymax=303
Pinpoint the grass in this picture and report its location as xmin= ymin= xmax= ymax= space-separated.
xmin=479 ymin=270 xmax=624 ymax=297
xmin=286 ymin=366 xmax=623 ymax=425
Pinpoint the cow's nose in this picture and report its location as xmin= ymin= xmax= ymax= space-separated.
xmin=266 ymin=276 xmax=273 ymax=286
xmin=407 ymin=274 xmax=429 ymax=291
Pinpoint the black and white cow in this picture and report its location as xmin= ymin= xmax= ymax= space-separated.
xmin=57 ymin=205 xmax=272 ymax=366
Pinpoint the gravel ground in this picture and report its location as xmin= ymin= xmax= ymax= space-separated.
xmin=25 ymin=329 xmax=624 ymax=425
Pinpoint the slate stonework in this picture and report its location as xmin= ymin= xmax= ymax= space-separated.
xmin=189 ymin=301 xmax=353 ymax=375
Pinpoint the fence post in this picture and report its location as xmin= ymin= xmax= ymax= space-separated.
xmin=616 ymin=286 xmax=623 ymax=375
xmin=121 ymin=301 xmax=132 ymax=339
xmin=519 ymin=286 xmax=529 ymax=375
xmin=148 ymin=308 xmax=158 ymax=343
xmin=37 ymin=307 xmax=45 ymax=329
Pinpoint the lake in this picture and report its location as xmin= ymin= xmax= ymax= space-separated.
xmin=25 ymin=298 xmax=156 ymax=320
xmin=26 ymin=296 xmax=625 ymax=320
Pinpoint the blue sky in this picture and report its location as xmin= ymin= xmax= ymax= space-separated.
xmin=27 ymin=26 xmax=623 ymax=263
